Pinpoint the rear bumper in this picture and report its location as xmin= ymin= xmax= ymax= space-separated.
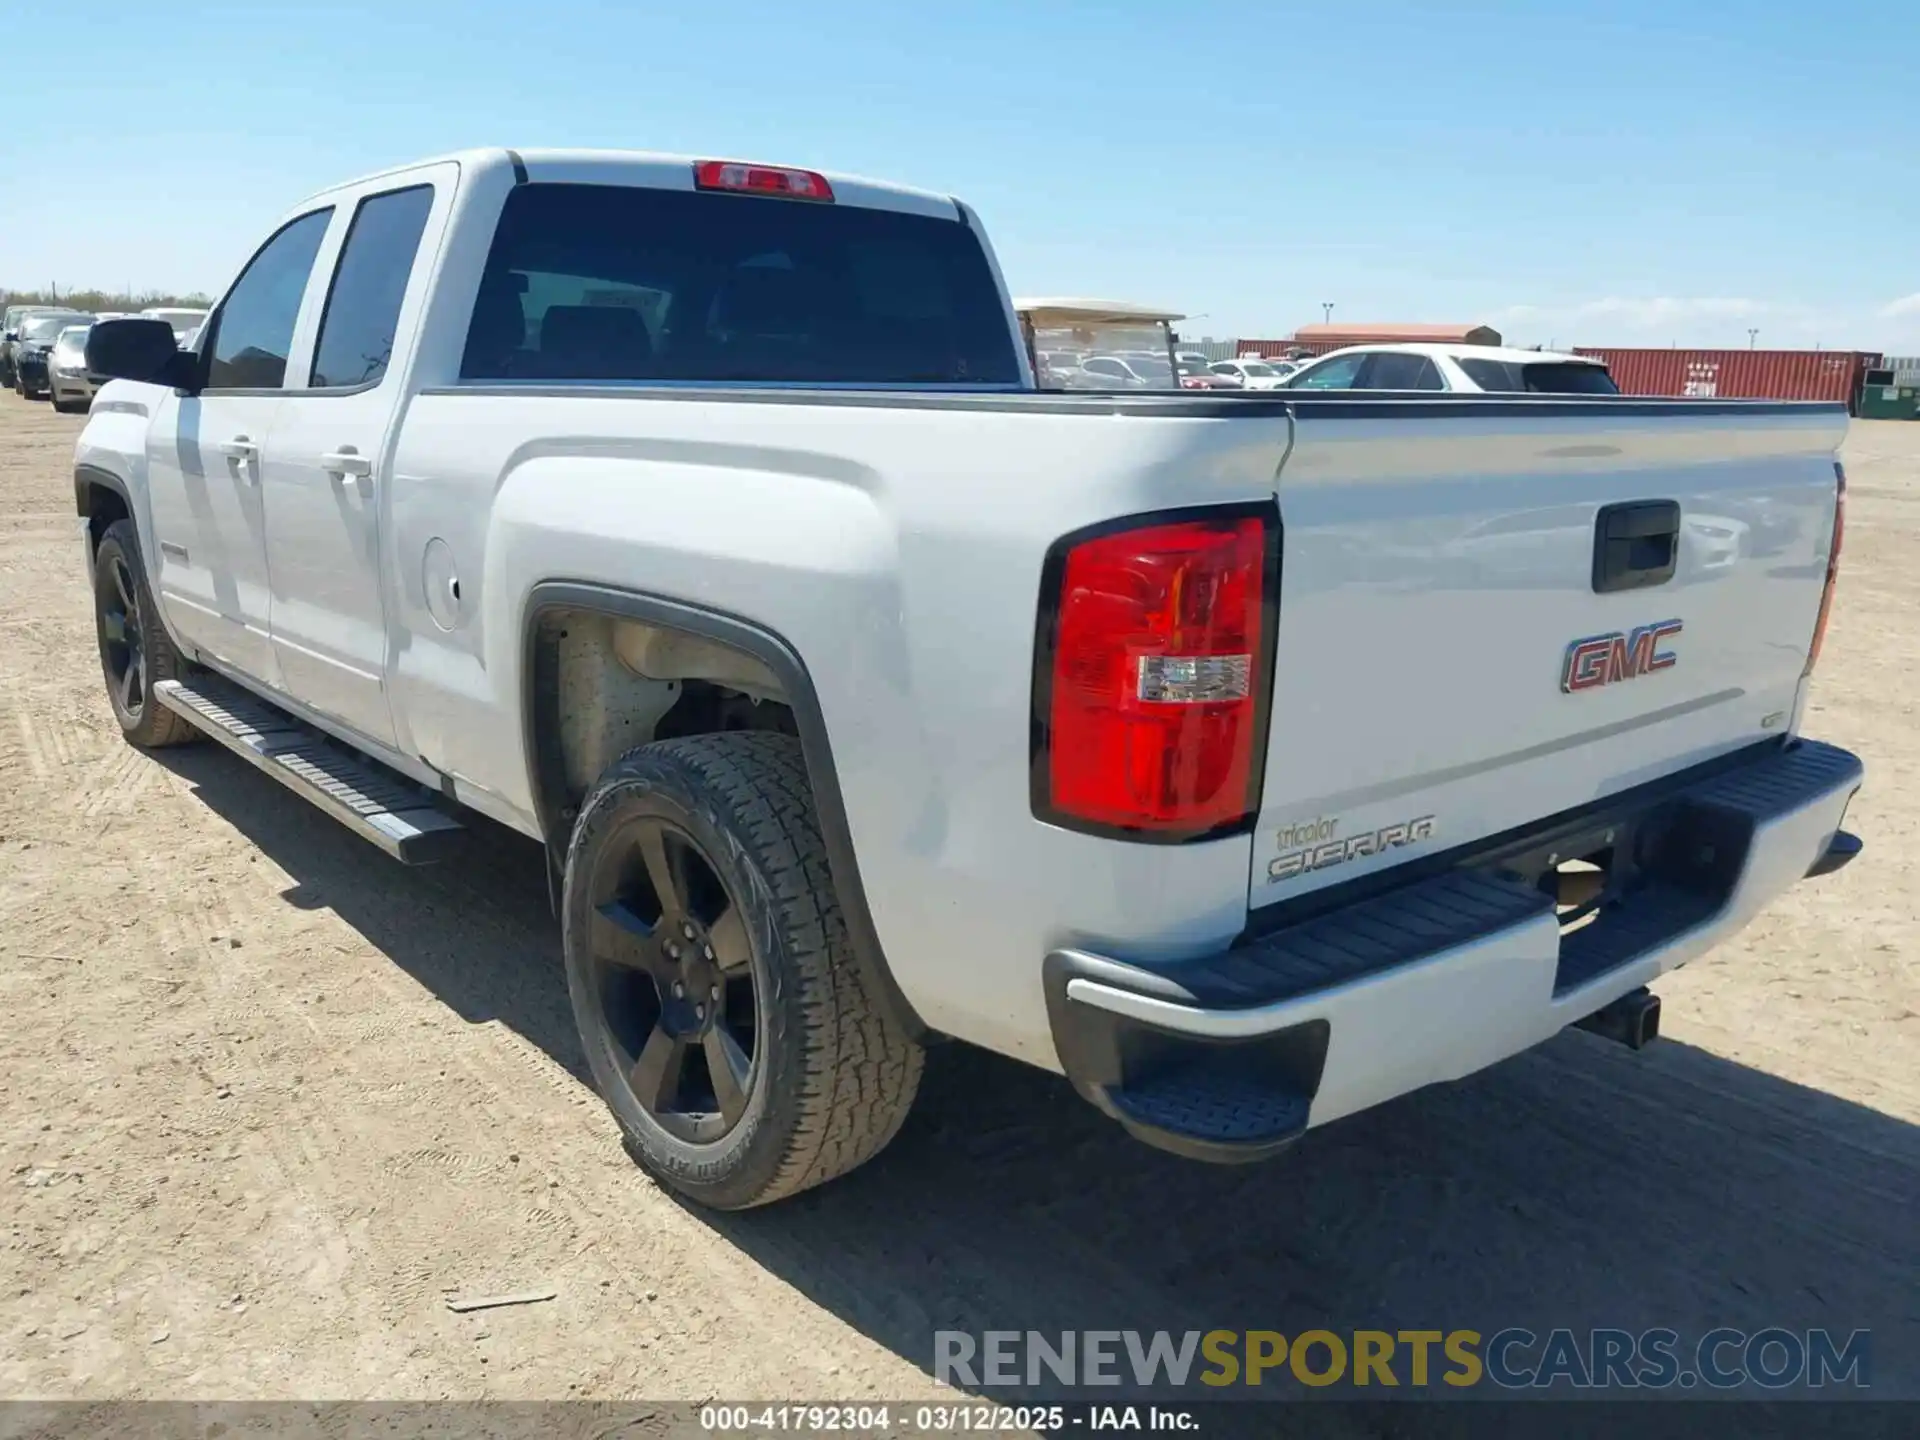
xmin=1045 ymin=737 xmax=1864 ymax=1162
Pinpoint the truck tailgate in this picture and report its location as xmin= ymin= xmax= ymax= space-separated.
xmin=1251 ymin=400 xmax=1846 ymax=908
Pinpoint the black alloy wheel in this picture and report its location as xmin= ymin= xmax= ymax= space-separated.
xmin=98 ymin=550 xmax=148 ymax=722
xmin=562 ymin=732 xmax=924 ymax=1208
xmin=91 ymin=519 xmax=196 ymax=748
xmin=582 ymin=814 xmax=759 ymax=1143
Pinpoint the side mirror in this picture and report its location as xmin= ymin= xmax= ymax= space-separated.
xmin=2 ymin=331 xmax=16 ymax=343
xmin=85 ymin=317 xmax=197 ymax=390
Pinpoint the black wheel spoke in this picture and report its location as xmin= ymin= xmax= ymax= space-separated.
xmin=704 ymin=1028 xmax=751 ymax=1124
xmin=101 ymin=611 xmax=126 ymax=646
xmin=591 ymin=900 xmax=673 ymax=979
xmin=112 ymin=561 xmax=135 ymax=616
xmin=630 ymin=1025 xmax=690 ymax=1113
xmin=707 ymin=903 xmax=752 ymax=975
xmin=583 ymin=810 xmax=764 ymax=1144
xmin=638 ymin=824 xmax=689 ymax=922
xmin=116 ymin=659 xmax=138 ymax=714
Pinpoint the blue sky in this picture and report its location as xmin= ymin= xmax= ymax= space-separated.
xmin=6 ymin=0 xmax=1917 ymax=350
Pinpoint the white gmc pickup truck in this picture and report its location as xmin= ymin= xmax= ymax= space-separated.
xmin=75 ymin=148 xmax=1863 ymax=1210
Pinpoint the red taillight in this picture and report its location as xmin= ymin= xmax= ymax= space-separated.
xmin=1805 ymin=461 xmax=1845 ymax=674
xmin=1035 ymin=511 xmax=1274 ymax=838
xmin=692 ymin=160 xmax=835 ymax=202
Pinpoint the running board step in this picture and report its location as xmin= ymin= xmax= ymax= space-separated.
xmin=153 ymin=677 xmax=465 ymax=864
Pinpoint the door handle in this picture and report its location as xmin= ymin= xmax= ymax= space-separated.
xmin=320 ymin=449 xmax=373 ymax=479
xmin=219 ymin=435 xmax=260 ymax=484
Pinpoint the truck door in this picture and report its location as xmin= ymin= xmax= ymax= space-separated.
xmin=258 ymin=178 xmax=442 ymax=749
xmin=146 ymin=208 xmax=333 ymax=680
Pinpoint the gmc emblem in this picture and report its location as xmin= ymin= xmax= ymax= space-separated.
xmin=1561 ymin=619 xmax=1683 ymax=693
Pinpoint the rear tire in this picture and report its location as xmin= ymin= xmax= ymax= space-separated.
xmin=562 ymin=732 xmax=923 ymax=1209
xmin=93 ymin=519 xmax=198 ymax=748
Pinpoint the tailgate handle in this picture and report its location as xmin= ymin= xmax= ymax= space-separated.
xmin=1592 ymin=500 xmax=1680 ymax=593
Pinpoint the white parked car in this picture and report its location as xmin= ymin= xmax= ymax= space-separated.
xmin=74 ymin=147 xmax=1860 ymax=1210
xmin=1282 ymin=343 xmax=1619 ymax=394
xmin=1080 ymin=353 xmax=1173 ymax=388
xmin=139 ymin=307 xmax=211 ymax=344
xmin=1208 ymin=358 xmax=1293 ymax=390
xmin=48 ymin=322 xmax=102 ymax=413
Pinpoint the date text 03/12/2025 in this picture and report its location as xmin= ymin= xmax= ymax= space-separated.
xmin=697 ymin=1404 xmax=1198 ymax=1432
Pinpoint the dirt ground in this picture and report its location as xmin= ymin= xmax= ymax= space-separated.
xmin=0 ymin=393 xmax=1913 ymax=1408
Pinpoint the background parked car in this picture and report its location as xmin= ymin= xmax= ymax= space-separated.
xmin=1209 ymin=358 xmax=1292 ymax=390
xmin=11 ymin=311 xmax=93 ymax=399
xmin=1035 ymin=349 xmax=1100 ymax=389
xmin=1280 ymin=343 xmax=1618 ymax=393
xmin=139 ymin=306 xmax=209 ymax=343
xmin=1176 ymin=356 xmax=1238 ymax=389
xmin=2 ymin=306 xmax=87 ymax=389
xmin=47 ymin=321 xmax=100 ymax=413
xmin=0 ymin=306 xmax=36 ymax=387
xmin=1075 ymin=355 xmax=1148 ymax=388
xmin=1091 ymin=353 xmax=1179 ymax=388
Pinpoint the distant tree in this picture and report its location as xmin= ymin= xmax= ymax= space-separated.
xmin=1 ymin=286 xmax=214 ymax=313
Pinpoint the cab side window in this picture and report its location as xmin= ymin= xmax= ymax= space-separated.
xmin=1358 ymin=352 xmax=1445 ymax=391
xmin=1288 ymin=353 xmax=1367 ymax=389
xmin=205 ymin=208 xmax=334 ymax=390
xmin=310 ymin=185 xmax=435 ymax=389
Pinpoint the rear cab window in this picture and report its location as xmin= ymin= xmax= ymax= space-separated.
xmin=460 ymin=181 xmax=1021 ymax=386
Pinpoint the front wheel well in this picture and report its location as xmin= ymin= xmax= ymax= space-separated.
xmin=76 ymin=472 xmax=132 ymax=566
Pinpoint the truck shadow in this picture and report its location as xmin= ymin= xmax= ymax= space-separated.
xmin=155 ymin=745 xmax=1920 ymax=1406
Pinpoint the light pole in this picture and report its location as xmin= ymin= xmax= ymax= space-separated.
xmin=1748 ymin=328 xmax=1759 ymax=349
xmin=1322 ymin=303 xmax=1334 ymax=326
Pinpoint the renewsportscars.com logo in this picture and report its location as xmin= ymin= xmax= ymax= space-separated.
xmin=935 ymin=1327 xmax=1872 ymax=1392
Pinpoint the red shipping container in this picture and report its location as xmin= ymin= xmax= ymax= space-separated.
xmin=1240 ymin=337 xmax=1347 ymax=359
xmin=1240 ymin=324 xmax=1502 ymax=360
xmin=1575 ymin=349 xmax=1882 ymax=410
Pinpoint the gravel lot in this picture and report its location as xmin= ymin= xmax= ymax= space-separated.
xmin=0 ymin=393 xmax=1914 ymax=1410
